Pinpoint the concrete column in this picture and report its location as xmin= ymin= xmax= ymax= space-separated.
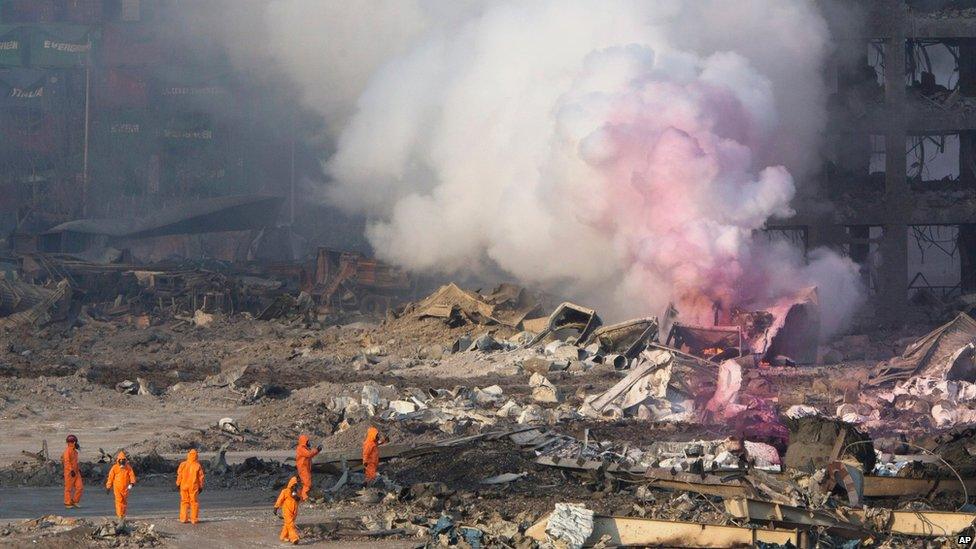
xmin=848 ymin=226 xmax=870 ymax=262
xmin=880 ymin=123 xmax=909 ymax=320
xmin=878 ymin=3 xmax=911 ymax=321
xmin=959 ymin=38 xmax=976 ymax=97
xmin=961 ymin=41 xmax=976 ymax=187
xmin=960 ymin=224 xmax=976 ymax=292
xmin=962 ymin=131 xmax=976 ymax=187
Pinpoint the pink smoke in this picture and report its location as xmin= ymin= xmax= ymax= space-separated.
xmin=570 ymin=56 xmax=797 ymax=324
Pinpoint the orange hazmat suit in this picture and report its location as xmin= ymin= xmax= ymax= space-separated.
xmin=274 ymin=476 xmax=301 ymax=543
xmin=105 ymin=451 xmax=136 ymax=519
xmin=294 ymin=434 xmax=319 ymax=500
xmin=362 ymin=426 xmax=381 ymax=482
xmin=176 ymin=449 xmax=205 ymax=524
xmin=62 ymin=441 xmax=82 ymax=507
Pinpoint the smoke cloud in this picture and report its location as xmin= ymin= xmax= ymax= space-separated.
xmin=247 ymin=0 xmax=865 ymax=331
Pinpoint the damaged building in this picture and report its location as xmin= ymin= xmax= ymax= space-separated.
xmin=786 ymin=0 xmax=976 ymax=321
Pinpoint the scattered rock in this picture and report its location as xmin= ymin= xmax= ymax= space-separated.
xmin=362 ymin=384 xmax=385 ymax=413
xmin=469 ymin=334 xmax=502 ymax=352
xmin=115 ymin=380 xmax=138 ymax=395
xmin=136 ymin=377 xmax=158 ymax=396
xmin=550 ymin=344 xmax=582 ymax=362
xmin=521 ymin=357 xmax=553 ymax=375
xmin=532 ymin=385 xmax=561 ymax=404
xmin=517 ymin=404 xmax=546 ymax=424
xmin=452 ymin=337 xmax=473 ymax=353
xmin=529 ymin=373 xmax=561 ymax=403
xmin=496 ymin=400 xmax=523 ymax=418
xmin=389 ymin=400 xmax=418 ymax=414
xmin=549 ymin=359 xmax=570 ymax=372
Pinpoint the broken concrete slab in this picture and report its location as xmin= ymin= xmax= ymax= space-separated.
xmin=620 ymin=359 xmax=671 ymax=410
xmin=531 ymin=385 xmax=560 ymax=404
xmin=783 ymin=415 xmax=875 ymax=473
xmin=115 ymin=380 xmax=138 ymax=394
xmin=451 ymin=336 xmax=472 ymax=353
xmin=517 ymin=404 xmax=546 ymax=424
xmin=361 ymin=384 xmax=383 ymax=411
xmin=389 ymin=400 xmax=418 ymax=414
xmin=496 ymin=400 xmax=522 ymax=418
xmin=471 ymin=386 xmax=504 ymax=406
xmin=529 ymin=373 xmax=561 ymax=403
xmin=468 ymin=333 xmax=502 ymax=352
xmin=481 ymin=385 xmax=503 ymax=397
xmin=520 ymin=356 xmax=553 ymax=375
xmin=549 ymin=343 xmax=582 ymax=362
xmin=135 ymin=377 xmax=158 ymax=396
xmin=203 ymin=364 xmax=250 ymax=388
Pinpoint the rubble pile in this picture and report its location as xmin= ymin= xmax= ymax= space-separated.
xmin=6 ymin=272 xmax=976 ymax=547
xmin=0 ymin=516 xmax=162 ymax=547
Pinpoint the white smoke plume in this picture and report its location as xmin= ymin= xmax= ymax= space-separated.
xmin=248 ymin=0 xmax=865 ymax=332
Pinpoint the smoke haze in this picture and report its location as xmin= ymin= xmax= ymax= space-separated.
xmin=232 ymin=0 xmax=865 ymax=332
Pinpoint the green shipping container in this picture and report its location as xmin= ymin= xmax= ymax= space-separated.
xmin=95 ymin=108 xmax=155 ymax=152
xmin=28 ymin=25 xmax=96 ymax=68
xmin=0 ymin=25 xmax=26 ymax=67
xmin=160 ymin=111 xmax=219 ymax=147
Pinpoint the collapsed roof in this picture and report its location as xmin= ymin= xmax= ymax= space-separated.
xmin=414 ymin=283 xmax=542 ymax=328
xmin=41 ymin=194 xmax=284 ymax=240
xmin=873 ymin=312 xmax=976 ymax=385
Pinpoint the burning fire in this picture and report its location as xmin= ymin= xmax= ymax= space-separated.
xmin=701 ymin=347 xmax=725 ymax=359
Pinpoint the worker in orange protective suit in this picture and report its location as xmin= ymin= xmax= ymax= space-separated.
xmin=294 ymin=434 xmax=321 ymax=500
xmin=176 ymin=449 xmax=205 ymax=524
xmin=362 ymin=425 xmax=387 ymax=484
xmin=105 ymin=451 xmax=136 ymax=519
xmin=62 ymin=434 xmax=83 ymax=508
xmin=274 ymin=476 xmax=301 ymax=544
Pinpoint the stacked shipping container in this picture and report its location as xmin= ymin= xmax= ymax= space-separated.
xmin=0 ymin=0 xmax=241 ymax=228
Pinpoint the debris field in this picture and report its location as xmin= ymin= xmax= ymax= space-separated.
xmin=3 ymin=267 xmax=976 ymax=548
